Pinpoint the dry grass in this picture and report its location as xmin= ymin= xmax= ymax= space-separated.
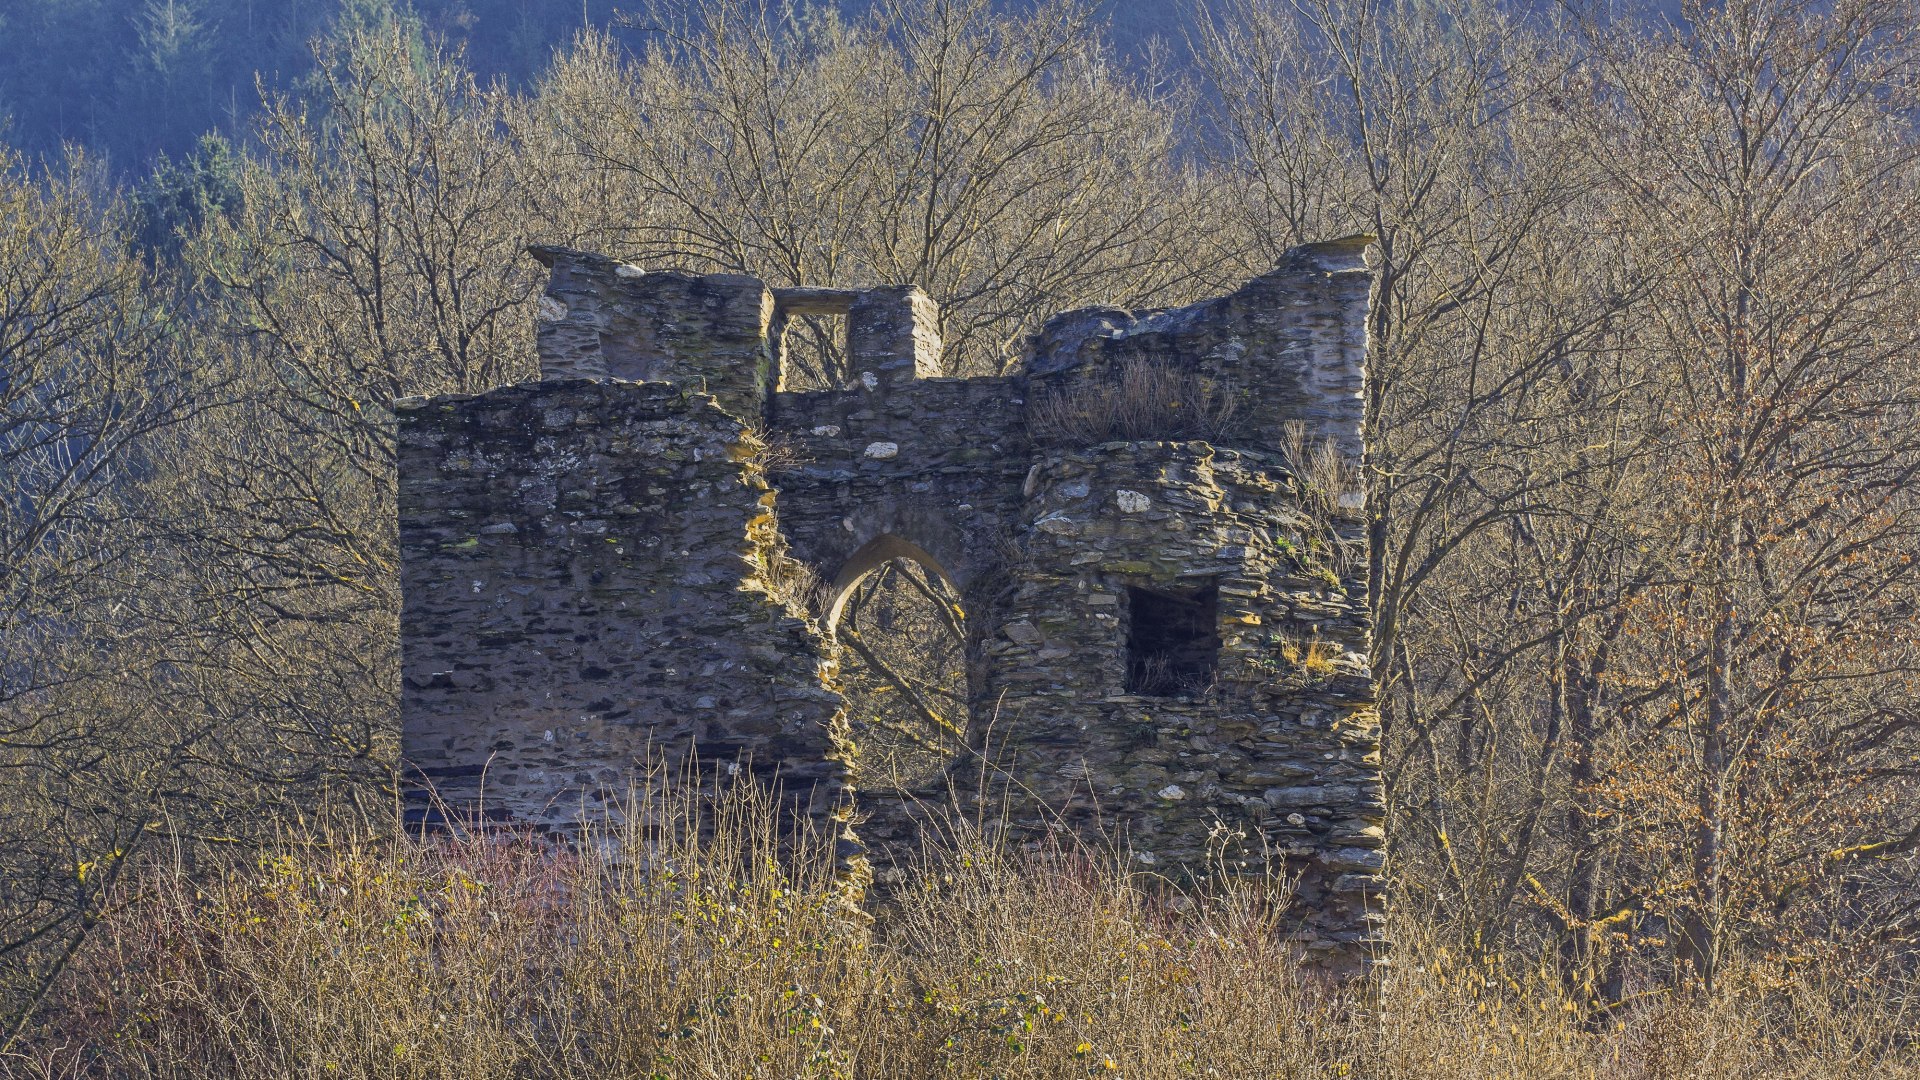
xmin=759 ymin=552 xmax=828 ymax=620
xmin=1027 ymin=358 xmax=1238 ymax=446
xmin=9 ymin=773 xmax=1916 ymax=1079
xmin=1279 ymin=419 xmax=1359 ymax=521
xmin=1280 ymin=633 xmax=1340 ymax=677
xmin=1277 ymin=419 xmax=1364 ymax=580
xmin=741 ymin=421 xmax=812 ymax=475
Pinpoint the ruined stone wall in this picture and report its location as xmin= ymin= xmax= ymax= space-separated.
xmin=1022 ymin=243 xmax=1372 ymax=461
xmin=763 ymin=379 xmax=1032 ymax=851
xmin=528 ymin=246 xmax=776 ymax=417
xmin=397 ymin=380 xmax=842 ymax=832
xmin=398 ymin=238 xmax=1383 ymax=964
xmin=990 ymin=441 xmax=1380 ymax=956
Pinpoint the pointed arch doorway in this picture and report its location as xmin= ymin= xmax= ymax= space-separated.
xmin=825 ymin=536 xmax=970 ymax=795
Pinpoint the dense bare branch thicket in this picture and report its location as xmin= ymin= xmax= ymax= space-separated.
xmin=152 ymin=25 xmax=547 ymax=814
xmin=2 ymin=0 xmax=1919 ymax=1060
xmin=1200 ymin=0 xmax=1920 ymax=999
xmin=1559 ymin=0 xmax=1920 ymax=991
xmin=0 ymin=150 xmax=212 ymax=1045
xmin=521 ymin=0 xmax=1205 ymax=382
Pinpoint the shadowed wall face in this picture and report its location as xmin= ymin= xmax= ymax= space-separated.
xmin=395 ymin=380 xmax=842 ymax=832
xmin=398 ymin=239 xmax=1384 ymax=966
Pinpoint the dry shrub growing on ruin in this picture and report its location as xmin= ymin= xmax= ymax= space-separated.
xmin=1280 ymin=633 xmax=1341 ymax=678
xmin=760 ymin=552 xmax=829 ymax=621
xmin=1274 ymin=419 xmax=1365 ymax=581
xmin=741 ymin=420 xmax=813 ymax=476
xmin=11 ymin=770 xmax=1915 ymax=1079
xmin=1026 ymin=358 xmax=1239 ymax=447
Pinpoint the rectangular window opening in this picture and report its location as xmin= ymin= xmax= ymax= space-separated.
xmin=1125 ymin=584 xmax=1220 ymax=697
xmin=778 ymin=312 xmax=850 ymax=392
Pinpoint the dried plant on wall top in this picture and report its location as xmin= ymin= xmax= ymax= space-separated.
xmin=1026 ymin=358 xmax=1240 ymax=447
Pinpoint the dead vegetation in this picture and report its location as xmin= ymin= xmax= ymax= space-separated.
xmin=758 ymin=552 xmax=828 ymax=621
xmin=9 ymin=771 xmax=1914 ymax=1079
xmin=1281 ymin=632 xmax=1340 ymax=678
xmin=742 ymin=420 xmax=813 ymax=475
xmin=1026 ymin=358 xmax=1240 ymax=447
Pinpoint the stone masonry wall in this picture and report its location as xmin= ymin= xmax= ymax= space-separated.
xmin=990 ymin=441 xmax=1381 ymax=958
xmin=397 ymin=380 xmax=843 ymax=832
xmin=399 ymin=237 xmax=1383 ymax=966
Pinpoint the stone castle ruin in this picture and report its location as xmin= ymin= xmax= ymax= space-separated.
xmin=397 ymin=238 xmax=1384 ymax=961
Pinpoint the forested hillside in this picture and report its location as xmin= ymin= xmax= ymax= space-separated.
xmin=0 ymin=0 xmax=621 ymax=167
xmin=0 ymin=0 xmax=1186 ymax=170
xmin=0 ymin=0 xmax=1915 ymax=1073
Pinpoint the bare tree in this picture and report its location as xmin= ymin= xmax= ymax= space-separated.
xmin=0 ymin=149 xmax=206 ymax=1046
xmin=1199 ymin=0 xmax=1920 ymax=996
xmin=523 ymin=0 xmax=1204 ymax=383
xmin=161 ymin=19 xmax=548 ymax=814
xmin=1552 ymin=0 xmax=1920 ymax=989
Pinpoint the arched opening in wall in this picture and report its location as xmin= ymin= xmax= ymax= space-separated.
xmin=828 ymin=544 xmax=969 ymax=792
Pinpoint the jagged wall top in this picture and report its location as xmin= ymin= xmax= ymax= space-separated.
xmin=1020 ymin=236 xmax=1373 ymax=461
xmin=528 ymin=245 xmax=946 ymax=410
xmin=523 ymin=237 xmax=1373 ymax=465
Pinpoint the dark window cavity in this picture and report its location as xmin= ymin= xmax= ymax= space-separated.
xmin=1125 ymin=585 xmax=1220 ymax=697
